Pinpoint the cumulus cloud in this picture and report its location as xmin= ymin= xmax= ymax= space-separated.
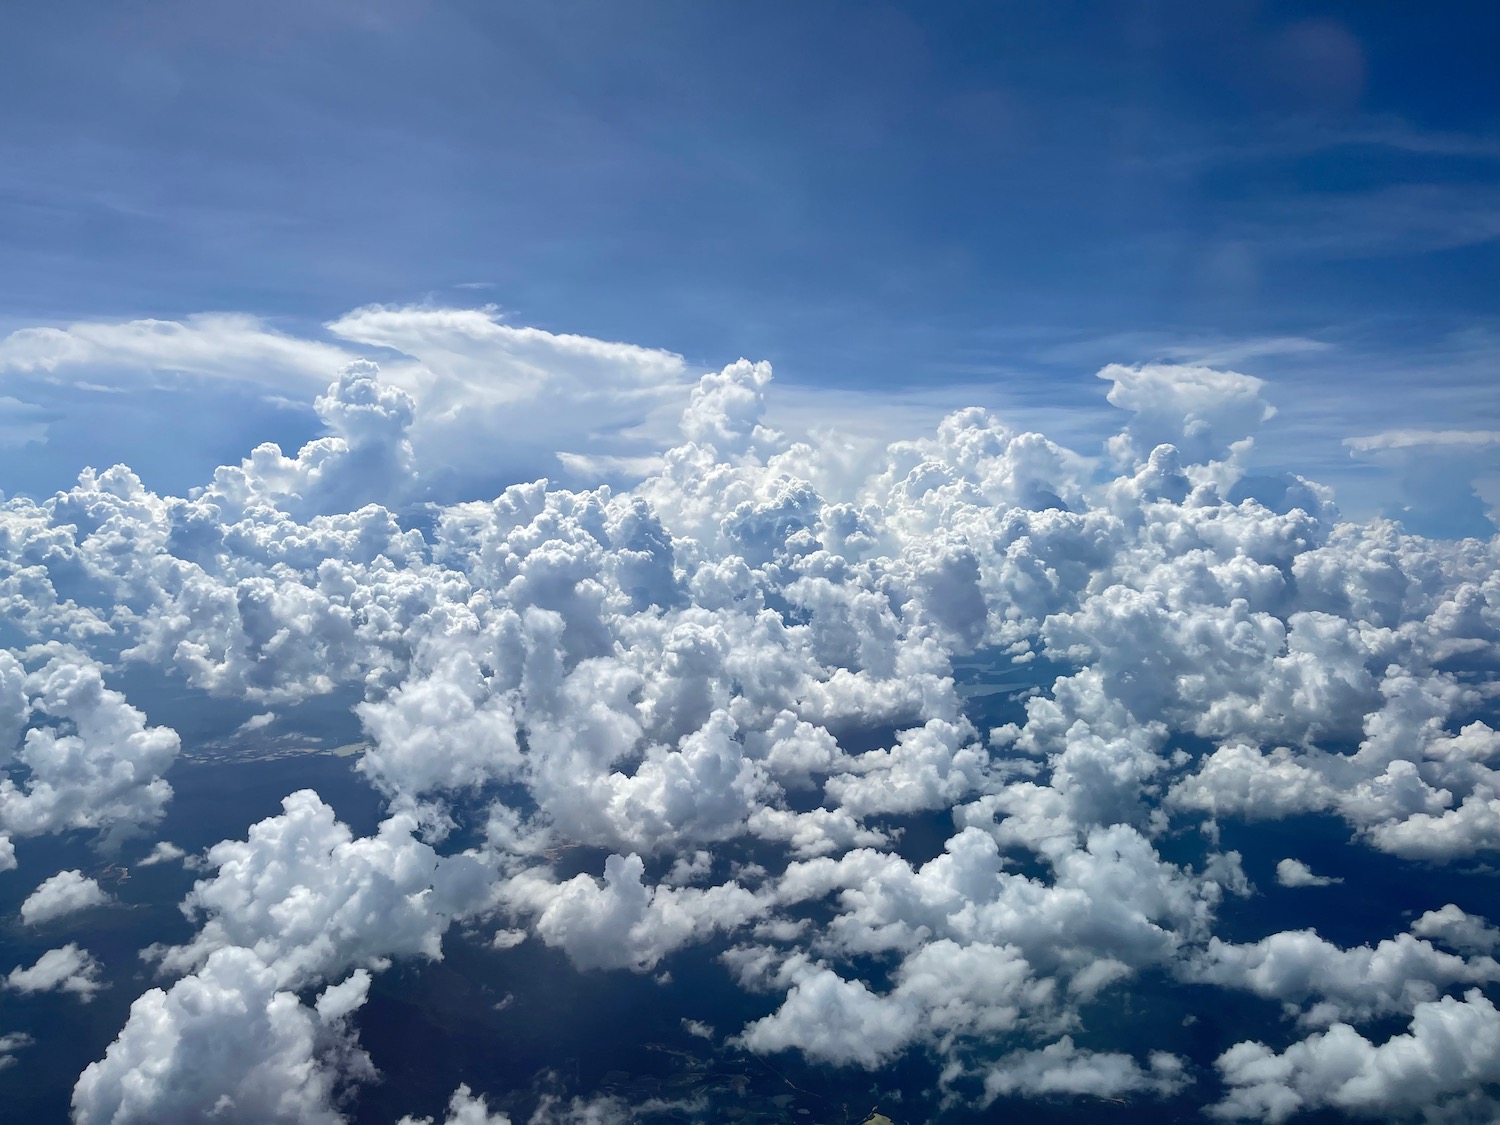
xmin=736 ymin=964 xmax=919 ymax=1068
xmin=152 ymin=790 xmax=489 ymax=989
xmin=0 ymin=305 xmax=696 ymax=503
xmin=1097 ymin=362 xmax=1275 ymax=472
xmin=20 ymin=870 xmax=111 ymax=926
xmin=73 ymin=949 xmax=374 ymax=1125
xmin=0 ymin=326 xmax=1492 ymax=1123
xmin=396 ymin=1084 xmax=512 ymax=1125
xmin=6 ymin=943 xmax=105 ymax=1001
xmin=0 ymin=650 xmax=179 ymax=845
xmin=137 ymin=840 xmax=187 ymax=867
xmin=1412 ymin=904 xmax=1500 ymax=956
xmin=982 ymin=1036 xmax=1189 ymax=1102
xmin=736 ymin=937 xmax=1065 ymax=1069
xmin=1274 ymin=858 xmax=1342 ymax=888
xmin=1212 ymin=989 xmax=1500 ymax=1123
xmin=326 ymin=304 xmax=692 ymax=493
xmin=507 ymin=852 xmax=766 ymax=973
xmin=1187 ymin=929 xmax=1500 ymax=1027
xmin=188 ymin=359 xmax=419 ymax=520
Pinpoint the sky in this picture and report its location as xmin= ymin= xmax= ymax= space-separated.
xmin=0 ymin=0 xmax=1496 ymax=532
xmin=3 ymin=6 xmax=1500 ymax=1125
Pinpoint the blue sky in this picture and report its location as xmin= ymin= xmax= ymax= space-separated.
xmin=0 ymin=0 xmax=1497 ymax=532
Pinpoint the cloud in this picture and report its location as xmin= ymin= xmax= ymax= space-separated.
xmin=1097 ymin=362 xmax=1275 ymax=470
xmin=1212 ymin=990 xmax=1500 ymax=1123
xmin=6 ymin=943 xmax=105 ymax=1001
xmin=196 ymin=360 xmax=418 ymax=518
xmin=0 ymin=313 xmax=352 ymax=390
xmin=236 ymin=711 xmax=277 ymax=733
xmin=982 ymin=1036 xmax=1189 ymax=1102
xmin=0 ymin=334 xmax=1494 ymax=1121
xmin=326 ymin=305 xmax=685 ymax=404
xmin=736 ymin=964 xmax=918 ymax=1068
xmin=0 ymin=650 xmax=180 ymax=846
xmin=0 ymin=1032 xmax=33 ymax=1073
xmin=325 ymin=304 xmax=692 ymax=494
xmin=1187 ymin=929 xmax=1500 ymax=1027
xmin=1411 ymin=905 xmax=1500 ymax=956
xmin=736 ymin=936 xmax=1066 ymax=1070
xmin=72 ymin=949 xmax=374 ymax=1125
xmin=0 ymin=305 xmax=697 ymax=502
xmin=1345 ymin=429 xmax=1500 ymax=453
xmin=1273 ymin=858 xmax=1342 ymax=888
xmin=508 ymin=852 xmax=766 ymax=973
xmin=137 ymin=841 xmax=187 ymax=867
xmin=152 ymin=790 xmax=489 ymax=989
xmin=396 ymin=1084 xmax=512 ymax=1125
xmin=19 ymin=870 xmax=111 ymax=926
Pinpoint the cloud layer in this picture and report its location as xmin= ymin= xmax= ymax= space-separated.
xmin=0 ymin=326 xmax=1495 ymax=1123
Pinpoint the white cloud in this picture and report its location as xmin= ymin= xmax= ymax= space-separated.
xmin=326 ymin=305 xmax=685 ymax=404
xmin=737 ymin=964 xmax=918 ymax=1068
xmin=397 ymin=1084 xmax=512 ymax=1125
xmin=396 ymin=1083 xmax=688 ymax=1125
xmin=20 ymin=870 xmax=111 ymax=926
xmin=0 ymin=313 xmax=352 ymax=390
xmin=0 ymin=1031 xmax=33 ymax=1073
xmin=1273 ymin=858 xmax=1342 ymax=888
xmin=0 ymin=321 xmax=1494 ymax=1121
xmin=0 ymin=305 xmax=696 ymax=502
xmin=982 ymin=1036 xmax=1189 ymax=1102
xmin=73 ymin=948 xmax=374 ymax=1125
xmin=1344 ymin=429 xmax=1500 ymax=533
xmin=137 ymin=841 xmax=187 ymax=867
xmin=1097 ymin=362 xmax=1275 ymax=470
xmin=0 ymin=650 xmax=180 ymax=845
xmin=676 ymin=358 xmax=777 ymax=456
xmin=1187 ymin=929 xmax=1500 ymax=1027
xmin=1411 ymin=904 xmax=1500 ymax=956
xmin=1212 ymin=989 xmax=1500 ymax=1123
xmin=196 ymin=360 xmax=419 ymax=518
xmin=507 ymin=852 xmax=766 ymax=973
xmin=325 ymin=304 xmax=692 ymax=494
xmin=6 ymin=943 xmax=105 ymax=1001
xmin=237 ymin=711 xmax=277 ymax=733
xmin=154 ymin=789 xmax=489 ymax=989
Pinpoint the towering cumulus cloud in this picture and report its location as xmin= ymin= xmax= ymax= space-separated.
xmin=0 ymin=327 xmax=1495 ymax=1124
xmin=0 ymin=650 xmax=179 ymax=852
